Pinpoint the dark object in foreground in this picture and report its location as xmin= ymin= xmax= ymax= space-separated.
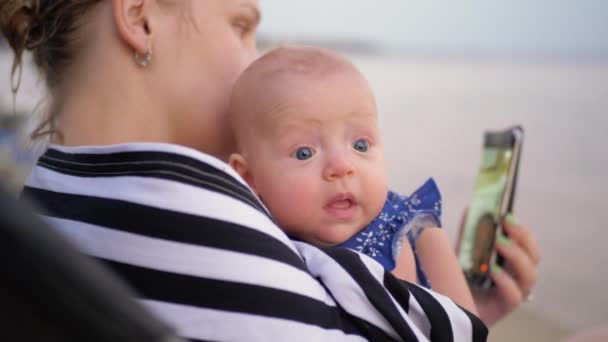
xmin=0 ymin=184 xmax=185 ymax=342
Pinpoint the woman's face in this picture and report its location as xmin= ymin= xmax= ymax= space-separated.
xmin=154 ymin=0 xmax=260 ymax=158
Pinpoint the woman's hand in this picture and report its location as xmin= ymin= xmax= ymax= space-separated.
xmin=472 ymin=214 xmax=542 ymax=326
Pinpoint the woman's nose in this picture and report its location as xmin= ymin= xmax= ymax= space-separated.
xmin=323 ymin=154 xmax=355 ymax=181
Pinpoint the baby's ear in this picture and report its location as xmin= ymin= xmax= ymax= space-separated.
xmin=228 ymin=153 xmax=257 ymax=192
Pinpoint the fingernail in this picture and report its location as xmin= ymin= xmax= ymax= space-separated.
xmin=496 ymin=234 xmax=511 ymax=247
xmin=490 ymin=264 xmax=503 ymax=274
xmin=505 ymin=213 xmax=518 ymax=227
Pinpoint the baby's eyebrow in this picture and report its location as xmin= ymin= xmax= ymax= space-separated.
xmin=345 ymin=110 xmax=377 ymax=120
xmin=275 ymin=119 xmax=322 ymax=139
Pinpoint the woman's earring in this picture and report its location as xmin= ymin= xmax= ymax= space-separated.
xmin=134 ymin=48 xmax=153 ymax=67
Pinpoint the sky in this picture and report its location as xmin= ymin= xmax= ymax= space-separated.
xmin=258 ymin=0 xmax=608 ymax=57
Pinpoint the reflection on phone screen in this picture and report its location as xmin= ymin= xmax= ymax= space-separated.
xmin=459 ymin=146 xmax=514 ymax=281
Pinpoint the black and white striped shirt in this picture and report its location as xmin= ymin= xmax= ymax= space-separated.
xmin=22 ymin=143 xmax=487 ymax=342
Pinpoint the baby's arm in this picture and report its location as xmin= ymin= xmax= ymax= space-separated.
xmin=391 ymin=227 xmax=476 ymax=314
xmin=416 ymin=227 xmax=478 ymax=314
xmin=391 ymin=238 xmax=417 ymax=283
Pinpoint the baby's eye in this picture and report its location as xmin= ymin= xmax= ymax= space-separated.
xmin=292 ymin=147 xmax=315 ymax=160
xmin=353 ymin=139 xmax=369 ymax=152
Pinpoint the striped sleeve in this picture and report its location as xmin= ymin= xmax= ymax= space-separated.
xmin=22 ymin=143 xmax=487 ymax=342
xmin=296 ymin=243 xmax=488 ymax=342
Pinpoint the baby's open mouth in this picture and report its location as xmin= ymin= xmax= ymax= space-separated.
xmin=328 ymin=198 xmax=354 ymax=209
xmin=325 ymin=193 xmax=357 ymax=220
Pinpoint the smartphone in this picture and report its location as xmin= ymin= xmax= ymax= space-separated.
xmin=457 ymin=126 xmax=524 ymax=288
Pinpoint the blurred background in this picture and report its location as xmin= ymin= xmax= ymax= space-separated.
xmin=1 ymin=1 xmax=607 ymax=341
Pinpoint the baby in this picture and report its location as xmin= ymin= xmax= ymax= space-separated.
xmin=228 ymin=46 xmax=441 ymax=285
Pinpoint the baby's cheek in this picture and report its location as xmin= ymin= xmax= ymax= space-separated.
xmin=364 ymin=174 xmax=388 ymax=219
xmin=263 ymin=178 xmax=319 ymax=234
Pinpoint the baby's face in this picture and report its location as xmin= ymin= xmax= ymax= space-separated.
xmin=234 ymin=70 xmax=388 ymax=246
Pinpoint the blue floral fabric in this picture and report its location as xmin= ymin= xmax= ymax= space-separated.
xmin=337 ymin=178 xmax=441 ymax=288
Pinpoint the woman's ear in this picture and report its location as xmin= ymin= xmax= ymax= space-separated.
xmin=229 ymin=153 xmax=257 ymax=194
xmin=111 ymin=0 xmax=152 ymax=55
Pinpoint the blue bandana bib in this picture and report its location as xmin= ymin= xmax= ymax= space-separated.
xmin=337 ymin=178 xmax=441 ymax=282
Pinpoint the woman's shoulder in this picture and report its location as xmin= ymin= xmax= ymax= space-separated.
xmin=25 ymin=142 xmax=295 ymax=247
xmin=23 ymin=141 xmax=309 ymax=288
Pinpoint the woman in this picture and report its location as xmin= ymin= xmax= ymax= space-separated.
xmin=1 ymin=0 xmax=537 ymax=340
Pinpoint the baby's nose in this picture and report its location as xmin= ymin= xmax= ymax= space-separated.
xmin=323 ymin=154 xmax=355 ymax=181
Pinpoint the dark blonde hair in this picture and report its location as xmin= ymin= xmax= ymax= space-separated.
xmin=0 ymin=0 xmax=100 ymax=139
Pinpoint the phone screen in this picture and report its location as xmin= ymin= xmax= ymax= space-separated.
xmin=458 ymin=128 xmax=522 ymax=287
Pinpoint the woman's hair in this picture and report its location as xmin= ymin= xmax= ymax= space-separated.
xmin=0 ymin=0 xmax=100 ymax=139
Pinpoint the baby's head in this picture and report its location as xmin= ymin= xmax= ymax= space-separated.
xmin=228 ymin=46 xmax=388 ymax=247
